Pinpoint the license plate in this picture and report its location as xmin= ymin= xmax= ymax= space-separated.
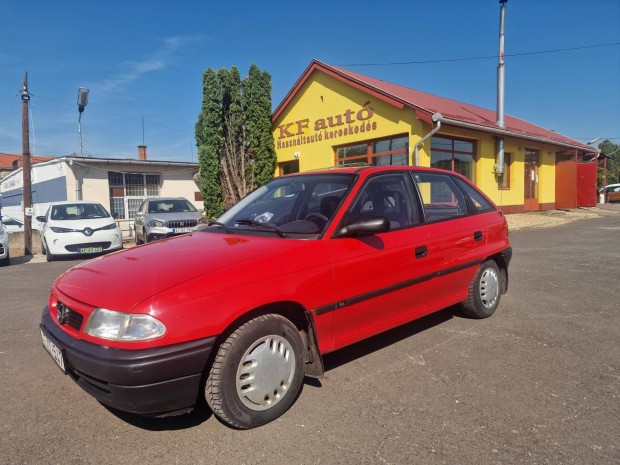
xmin=172 ymin=228 xmax=193 ymax=234
xmin=41 ymin=330 xmax=66 ymax=373
xmin=78 ymin=247 xmax=103 ymax=254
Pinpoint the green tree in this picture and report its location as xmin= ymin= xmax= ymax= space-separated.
xmin=597 ymin=140 xmax=620 ymax=187
xmin=195 ymin=68 xmax=224 ymax=220
xmin=243 ymin=64 xmax=277 ymax=189
xmin=195 ymin=64 xmax=276 ymax=217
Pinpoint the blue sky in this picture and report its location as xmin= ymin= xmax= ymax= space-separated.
xmin=1 ymin=0 xmax=619 ymax=162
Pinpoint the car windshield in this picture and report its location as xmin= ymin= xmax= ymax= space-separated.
xmin=148 ymin=199 xmax=197 ymax=214
xmin=213 ymin=173 xmax=355 ymax=238
xmin=50 ymin=203 xmax=110 ymax=221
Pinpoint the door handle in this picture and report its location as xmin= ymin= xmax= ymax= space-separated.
xmin=415 ymin=246 xmax=428 ymax=259
xmin=474 ymin=231 xmax=483 ymax=242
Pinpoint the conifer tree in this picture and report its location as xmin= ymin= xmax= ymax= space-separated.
xmin=195 ymin=64 xmax=276 ymax=218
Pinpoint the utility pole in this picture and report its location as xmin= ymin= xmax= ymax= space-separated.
xmin=21 ymin=72 xmax=33 ymax=256
xmin=495 ymin=0 xmax=508 ymax=180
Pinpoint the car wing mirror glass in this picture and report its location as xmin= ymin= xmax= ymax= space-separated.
xmin=335 ymin=216 xmax=390 ymax=238
xmin=36 ymin=215 xmax=47 ymax=223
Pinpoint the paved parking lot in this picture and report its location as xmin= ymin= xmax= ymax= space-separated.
xmin=1 ymin=213 xmax=618 ymax=465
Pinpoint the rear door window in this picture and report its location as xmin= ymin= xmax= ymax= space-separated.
xmin=412 ymin=172 xmax=468 ymax=222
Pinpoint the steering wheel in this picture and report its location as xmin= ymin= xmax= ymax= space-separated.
xmin=305 ymin=213 xmax=328 ymax=223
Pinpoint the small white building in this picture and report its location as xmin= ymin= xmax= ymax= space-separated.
xmin=0 ymin=149 xmax=201 ymax=237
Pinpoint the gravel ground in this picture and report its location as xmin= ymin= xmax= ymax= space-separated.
xmin=505 ymin=204 xmax=620 ymax=231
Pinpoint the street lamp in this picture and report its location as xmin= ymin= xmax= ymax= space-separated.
xmin=77 ymin=87 xmax=89 ymax=157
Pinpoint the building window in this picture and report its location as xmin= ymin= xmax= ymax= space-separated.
xmin=335 ymin=135 xmax=409 ymax=166
xmin=430 ymin=136 xmax=476 ymax=181
xmin=108 ymin=171 xmax=161 ymax=219
xmin=498 ymin=153 xmax=511 ymax=189
xmin=279 ymin=160 xmax=299 ymax=176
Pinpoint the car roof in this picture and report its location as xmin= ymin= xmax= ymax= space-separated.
xmin=283 ymin=165 xmax=470 ymax=179
xmin=146 ymin=197 xmax=188 ymax=202
xmin=48 ymin=201 xmax=104 ymax=206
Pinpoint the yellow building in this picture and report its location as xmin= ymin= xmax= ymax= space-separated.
xmin=272 ymin=60 xmax=599 ymax=213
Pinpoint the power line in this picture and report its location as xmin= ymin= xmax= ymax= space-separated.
xmin=338 ymin=41 xmax=620 ymax=67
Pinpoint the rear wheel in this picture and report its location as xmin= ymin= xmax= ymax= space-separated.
xmin=206 ymin=314 xmax=304 ymax=429
xmin=461 ymin=260 xmax=501 ymax=318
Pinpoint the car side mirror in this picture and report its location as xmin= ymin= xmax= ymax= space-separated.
xmin=135 ymin=212 xmax=144 ymax=218
xmin=36 ymin=215 xmax=47 ymax=223
xmin=335 ymin=216 xmax=390 ymax=238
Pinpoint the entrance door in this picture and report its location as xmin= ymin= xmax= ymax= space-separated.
xmin=524 ymin=149 xmax=540 ymax=211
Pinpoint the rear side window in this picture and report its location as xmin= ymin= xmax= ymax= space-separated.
xmin=453 ymin=177 xmax=495 ymax=213
xmin=413 ymin=173 xmax=468 ymax=222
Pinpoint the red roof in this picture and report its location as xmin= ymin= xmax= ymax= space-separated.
xmin=0 ymin=153 xmax=54 ymax=170
xmin=273 ymin=60 xmax=593 ymax=152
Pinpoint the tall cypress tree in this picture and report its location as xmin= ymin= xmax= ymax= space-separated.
xmin=243 ymin=64 xmax=276 ymax=189
xmin=195 ymin=68 xmax=225 ymax=220
xmin=196 ymin=64 xmax=276 ymax=217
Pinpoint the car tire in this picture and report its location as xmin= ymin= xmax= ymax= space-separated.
xmin=135 ymin=228 xmax=143 ymax=245
xmin=0 ymin=251 xmax=9 ymax=267
xmin=44 ymin=240 xmax=55 ymax=262
xmin=205 ymin=314 xmax=304 ymax=429
xmin=461 ymin=260 xmax=501 ymax=319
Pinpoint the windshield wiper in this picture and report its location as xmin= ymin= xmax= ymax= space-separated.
xmin=234 ymin=219 xmax=288 ymax=238
xmin=207 ymin=221 xmax=232 ymax=233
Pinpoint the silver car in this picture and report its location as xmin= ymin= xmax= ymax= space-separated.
xmin=0 ymin=219 xmax=10 ymax=266
xmin=134 ymin=197 xmax=202 ymax=244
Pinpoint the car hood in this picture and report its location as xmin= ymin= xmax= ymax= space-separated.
xmin=54 ymin=231 xmax=324 ymax=311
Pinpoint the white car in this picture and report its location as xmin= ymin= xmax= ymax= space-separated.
xmin=0 ymin=220 xmax=9 ymax=266
xmin=37 ymin=201 xmax=123 ymax=262
xmin=1 ymin=216 xmax=24 ymax=233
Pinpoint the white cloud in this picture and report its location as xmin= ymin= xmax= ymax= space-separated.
xmin=99 ymin=35 xmax=204 ymax=93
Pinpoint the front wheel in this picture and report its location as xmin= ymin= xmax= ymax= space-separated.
xmin=461 ymin=260 xmax=501 ymax=319
xmin=43 ymin=240 xmax=55 ymax=262
xmin=205 ymin=314 xmax=304 ymax=429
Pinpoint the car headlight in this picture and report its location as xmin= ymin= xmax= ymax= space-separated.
xmin=84 ymin=308 xmax=166 ymax=341
xmin=148 ymin=220 xmax=165 ymax=227
xmin=50 ymin=226 xmax=75 ymax=233
xmin=100 ymin=222 xmax=118 ymax=230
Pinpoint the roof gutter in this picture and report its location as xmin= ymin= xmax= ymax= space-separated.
xmin=435 ymin=115 xmax=599 ymax=154
xmin=414 ymin=113 xmax=442 ymax=166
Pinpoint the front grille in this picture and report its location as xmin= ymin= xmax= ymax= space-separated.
xmin=56 ymin=301 xmax=84 ymax=331
xmin=166 ymin=220 xmax=197 ymax=229
xmin=65 ymin=242 xmax=112 ymax=252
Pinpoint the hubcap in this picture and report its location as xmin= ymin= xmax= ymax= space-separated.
xmin=479 ymin=268 xmax=499 ymax=309
xmin=236 ymin=335 xmax=296 ymax=411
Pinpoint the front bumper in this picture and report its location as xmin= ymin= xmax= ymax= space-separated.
xmin=146 ymin=226 xmax=195 ymax=241
xmin=46 ymin=230 xmax=123 ymax=256
xmin=40 ymin=308 xmax=215 ymax=416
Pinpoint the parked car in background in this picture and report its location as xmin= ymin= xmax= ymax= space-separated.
xmin=603 ymin=184 xmax=620 ymax=203
xmin=1 ymin=216 xmax=24 ymax=233
xmin=0 ymin=220 xmax=9 ymax=266
xmin=40 ymin=166 xmax=511 ymax=429
xmin=133 ymin=197 xmax=202 ymax=244
xmin=37 ymin=201 xmax=123 ymax=262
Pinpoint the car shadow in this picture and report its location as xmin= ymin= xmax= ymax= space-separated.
xmin=102 ymin=398 xmax=213 ymax=431
xmin=319 ymin=305 xmax=461 ymax=375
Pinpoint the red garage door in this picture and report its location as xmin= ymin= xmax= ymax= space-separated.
xmin=577 ymin=162 xmax=597 ymax=207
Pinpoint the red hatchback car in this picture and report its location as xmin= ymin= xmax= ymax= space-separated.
xmin=40 ymin=166 xmax=511 ymax=429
